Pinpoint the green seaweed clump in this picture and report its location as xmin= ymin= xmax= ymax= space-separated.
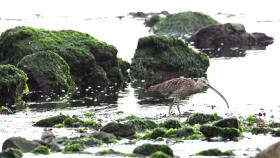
xmin=120 ymin=115 xmax=158 ymax=131
xmin=33 ymin=114 xmax=101 ymax=129
xmin=159 ymin=119 xmax=181 ymax=129
xmin=149 ymin=128 xmax=167 ymax=139
xmin=200 ymin=125 xmax=241 ymax=140
xmin=151 ymin=11 xmax=219 ymax=36
xmin=195 ymin=148 xmax=234 ymax=156
xmin=133 ymin=143 xmax=173 ymax=156
xmin=0 ymin=106 xmax=13 ymax=114
xmin=63 ymin=143 xmax=84 ymax=153
xmin=17 ymin=51 xmax=75 ymax=95
xmin=96 ymin=148 xmax=135 ymax=157
xmin=0 ymin=64 xmax=28 ymax=110
xmin=186 ymin=113 xmax=222 ymax=125
xmin=130 ymin=35 xmax=209 ymax=87
xmin=251 ymin=127 xmax=272 ymax=135
xmin=0 ymin=148 xmax=23 ymax=158
xmin=150 ymin=151 xmax=171 ymax=158
xmin=165 ymin=127 xmax=194 ymax=138
xmin=32 ymin=145 xmax=50 ymax=155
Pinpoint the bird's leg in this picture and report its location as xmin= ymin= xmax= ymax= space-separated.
xmin=168 ymin=97 xmax=177 ymax=115
xmin=176 ymin=102 xmax=181 ymax=116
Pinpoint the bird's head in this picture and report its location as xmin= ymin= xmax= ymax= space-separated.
xmin=196 ymin=77 xmax=209 ymax=87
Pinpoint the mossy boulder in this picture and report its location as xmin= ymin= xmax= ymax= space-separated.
xmin=123 ymin=115 xmax=158 ymax=131
xmin=17 ymin=51 xmax=75 ymax=96
xmin=101 ymin=122 xmax=136 ymax=137
xmin=200 ymin=125 xmax=241 ymax=140
xmin=2 ymin=137 xmax=41 ymax=153
xmin=195 ymin=148 xmax=234 ymax=156
xmin=151 ymin=11 xmax=219 ymax=36
xmin=165 ymin=127 xmax=195 ymax=138
xmin=33 ymin=114 xmax=70 ymax=127
xmin=0 ymin=26 xmax=129 ymax=92
xmin=149 ymin=128 xmax=167 ymax=139
xmin=186 ymin=113 xmax=222 ymax=125
xmin=0 ymin=148 xmax=23 ymax=158
xmin=251 ymin=127 xmax=272 ymax=135
xmin=130 ymin=35 xmax=209 ymax=87
xmin=0 ymin=64 xmax=28 ymax=110
xmin=159 ymin=119 xmax=181 ymax=129
xmin=133 ymin=143 xmax=173 ymax=156
xmin=213 ymin=117 xmax=240 ymax=129
xmin=89 ymin=131 xmax=117 ymax=144
xmin=33 ymin=114 xmax=102 ymax=129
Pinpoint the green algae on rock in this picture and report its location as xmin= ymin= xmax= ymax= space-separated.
xmin=0 ymin=64 xmax=28 ymax=110
xmin=33 ymin=114 xmax=102 ymax=129
xmin=186 ymin=113 xmax=222 ymax=125
xmin=151 ymin=11 xmax=219 ymax=36
xmin=130 ymin=35 xmax=209 ymax=87
xmin=133 ymin=143 xmax=173 ymax=156
xmin=150 ymin=151 xmax=171 ymax=158
xmin=17 ymin=51 xmax=75 ymax=95
xmin=0 ymin=26 xmax=129 ymax=91
xmin=200 ymin=125 xmax=241 ymax=141
xmin=0 ymin=148 xmax=23 ymax=158
xmin=195 ymin=148 xmax=234 ymax=156
xmin=32 ymin=145 xmax=51 ymax=155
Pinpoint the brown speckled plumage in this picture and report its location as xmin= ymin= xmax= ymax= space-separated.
xmin=147 ymin=78 xmax=204 ymax=98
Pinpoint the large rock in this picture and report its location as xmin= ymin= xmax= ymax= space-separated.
xmin=133 ymin=143 xmax=173 ymax=156
xmin=0 ymin=26 xmax=129 ymax=92
xmin=189 ymin=23 xmax=274 ymax=57
xmin=213 ymin=117 xmax=240 ymax=129
xmin=0 ymin=64 xmax=28 ymax=110
xmin=256 ymin=141 xmax=280 ymax=158
xmin=151 ymin=11 xmax=219 ymax=36
xmin=100 ymin=122 xmax=136 ymax=137
xmin=2 ymin=137 xmax=41 ymax=153
xmin=130 ymin=35 xmax=209 ymax=87
xmin=17 ymin=51 xmax=75 ymax=96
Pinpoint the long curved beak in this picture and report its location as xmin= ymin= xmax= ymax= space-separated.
xmin=206 ymin=84 xmax=230 ymax=108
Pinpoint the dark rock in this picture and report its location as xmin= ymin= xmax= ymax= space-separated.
xmin=213 ymin=117 xmax=240 ymax=129
xmin=87 ymin=131 xmax=116 ymax=143
xmin=151 ymin=11 xmax=219 ymax=36
xmin=0 ymin=65 xmax=28 ymax=110
xmin=133 ymin=143 xmax=173 ymax=156
xmin=189 ymin=23 xmax=274 ymax=57
xmin=17 ymin=51 xmax=75 ymax=97
xmin=130 ymin=35 xmax=209 ymax=87
xmin=2 ymin=137 xmax=41 ymax=153
xmin=195 ymin=148 xmax=234 ymax=156
xmin=101 ymin=122 xmax=136 ymax=137
xmin=0 ymin=148 xmax=23 ymax=158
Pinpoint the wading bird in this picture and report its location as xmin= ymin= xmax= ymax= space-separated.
xmin=147 ymin=77 xmax=229 ymax=115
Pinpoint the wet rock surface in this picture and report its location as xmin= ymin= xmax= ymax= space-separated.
xmin=2 ymin=137 xmax=41 ymax=153
xmin=189 ymin=23 xmax=274 ymax=57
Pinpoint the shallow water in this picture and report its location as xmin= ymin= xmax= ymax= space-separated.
xmin=1 ymin=0 xmax=280 ymax=157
